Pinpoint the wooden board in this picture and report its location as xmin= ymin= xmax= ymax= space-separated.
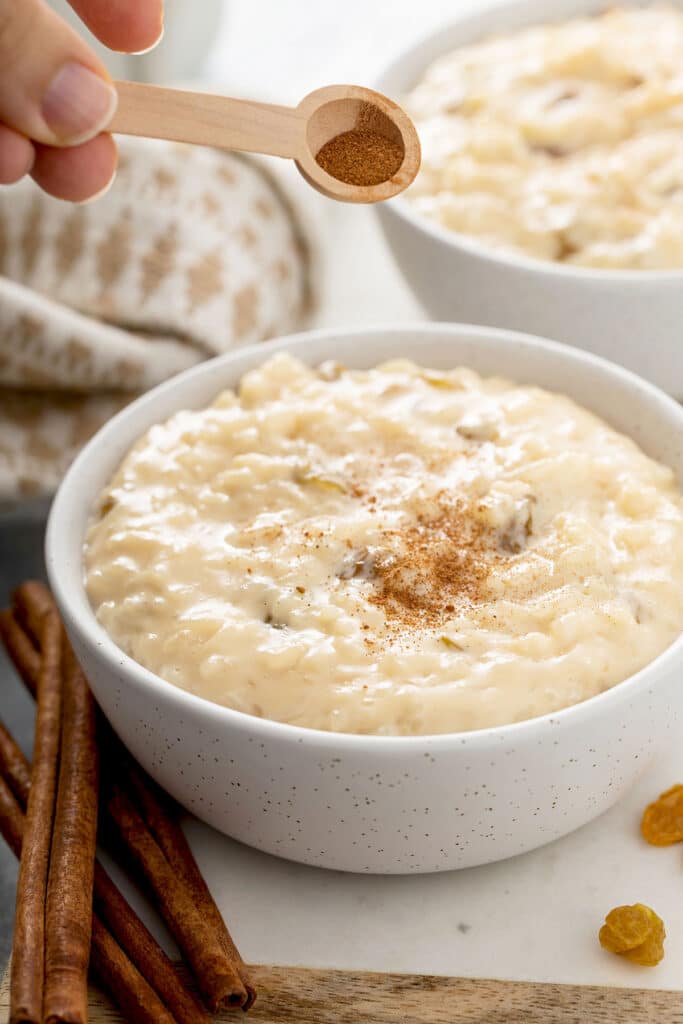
xmin=2 ymin=964 xmax=683 ymax=1023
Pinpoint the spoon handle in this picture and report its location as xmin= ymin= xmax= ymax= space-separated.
xmin=109 ymin=81 xmax=303 ymax=159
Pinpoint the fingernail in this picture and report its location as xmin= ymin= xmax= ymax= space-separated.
xmin=22 ymin=144 xmax=36 ymax=178
xmin=42 ymin=63 xmax=118 ymax=145
xmin=77 ymin=169 xmax=118 ymax=206
xmin=132 ymin=22 xmax=165 ymax=56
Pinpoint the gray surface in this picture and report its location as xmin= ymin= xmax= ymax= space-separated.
xmin=0 ymin=505 xmax=50 ymax=962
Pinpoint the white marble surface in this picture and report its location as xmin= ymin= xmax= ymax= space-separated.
xmin=97 ymin=738 xmax=683 ymax=991
xmin=218 ymin=731 xmax=683 ymax=988
xmin=119 ymin=0 xmax=683 ymax=992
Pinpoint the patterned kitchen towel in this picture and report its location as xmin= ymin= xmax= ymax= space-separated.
xmin=0 ymin=135 xmax=324 ymax=504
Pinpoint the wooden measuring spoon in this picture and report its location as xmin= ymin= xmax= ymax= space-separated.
xmin=109 ymin=82 xmax=421 ymax=203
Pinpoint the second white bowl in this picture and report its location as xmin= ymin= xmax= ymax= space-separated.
xmin=376 ymin=0 xmax=683 ymax=398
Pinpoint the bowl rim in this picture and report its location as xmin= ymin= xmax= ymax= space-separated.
xmin=376 ymin=0 xmax=683 ymax=283
xmin=46 ymin=321 xmax=683 ymax=750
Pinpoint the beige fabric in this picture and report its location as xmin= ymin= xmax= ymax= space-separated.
xmin=0 ymin=136 xmax=319 ymax=504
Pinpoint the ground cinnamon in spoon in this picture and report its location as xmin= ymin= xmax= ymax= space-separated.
xmin=315 ymin=102 xmax=404 ymax=186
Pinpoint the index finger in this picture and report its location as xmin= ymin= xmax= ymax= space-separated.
xmin=68 ymin=0 xmax=164 ymax=53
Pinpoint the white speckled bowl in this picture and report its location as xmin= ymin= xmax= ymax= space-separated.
xmin=375 ymin=0 xmax=683 ymax=398
xmin=46 ymin=324 xmax=683 ymax=873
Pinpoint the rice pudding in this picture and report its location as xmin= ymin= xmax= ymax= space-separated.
xmin=85 ymin=354 xmax=683 ymax=735
xmin=405 ymin=6 xmax=683 ymax=269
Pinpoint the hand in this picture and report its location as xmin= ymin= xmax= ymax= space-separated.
xmin=0 ymin=0 xmax=163 ymax=201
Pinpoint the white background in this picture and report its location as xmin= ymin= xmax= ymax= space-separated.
xmin=51 ymin=0 xmax=683 ymax=990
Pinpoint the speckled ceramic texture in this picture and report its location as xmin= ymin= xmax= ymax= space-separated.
xmin=46 ymin=325 xmax=683 ymax=873
xmin=376 ymin=0 xmax=683 ymax=399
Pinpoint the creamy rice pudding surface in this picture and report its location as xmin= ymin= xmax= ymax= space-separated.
xmin=405 ymin=6 xmax=683 ymax=268
xmin=85 ymin=355 xmax=683 ymax=735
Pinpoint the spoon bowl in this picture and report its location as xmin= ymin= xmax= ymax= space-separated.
xmin=295 ymin=85 xmax=420 ymax=202
xmin=110 ymin=81 xmax=421 ymax=204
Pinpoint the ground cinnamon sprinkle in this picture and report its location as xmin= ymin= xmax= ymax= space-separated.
xmin=368 ymin=501 xmax=507 ymax=629
xmin=315 ymin=102 xmax=404 ymax=186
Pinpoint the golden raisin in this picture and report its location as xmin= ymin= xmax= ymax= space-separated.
xmin=622 ymin=920 xmax=665 ymax=967
xmin=600 ymin=904 xmax=655 ymax=952
xmin=599 ymin=904 xmax=665 ymax=966
xmin=641 ymin=784 xmax=683 ymax=845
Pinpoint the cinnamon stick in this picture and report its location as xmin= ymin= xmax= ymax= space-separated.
xmin=0 ymin=719 xmax=31 ymax=806
xmin=93 ymin=863 xmax=211 ymax=1024
xmin=10 ymin=610 xmax=62 ymax=1024
xmin=90 ymin=918 xmax=179 ymax=1024
xmin=44 ymin=648 xmax=100 ymax=1024
xmin=3 ymin=583 xmax=255 ymax=1013
xmin=0 ymin=773 xmax=24 ymax=859
xmin=0 ymin=711 xmax=211 ymax=1024
xmin=124 ymin=762 xmax=256 ymax=1008
xmin=13 ymin=580 xmax=55 ymax=648
xmin=0 ymin=774 xmax=179 ymax=1024
xmin=0 ymin=609 xmax=40 ymax=697
xmin=106 ymin=784 xmax=249 ymax=1011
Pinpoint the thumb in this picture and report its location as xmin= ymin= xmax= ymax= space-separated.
xmin=0 ymin=0 xmax=117 ymax=146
